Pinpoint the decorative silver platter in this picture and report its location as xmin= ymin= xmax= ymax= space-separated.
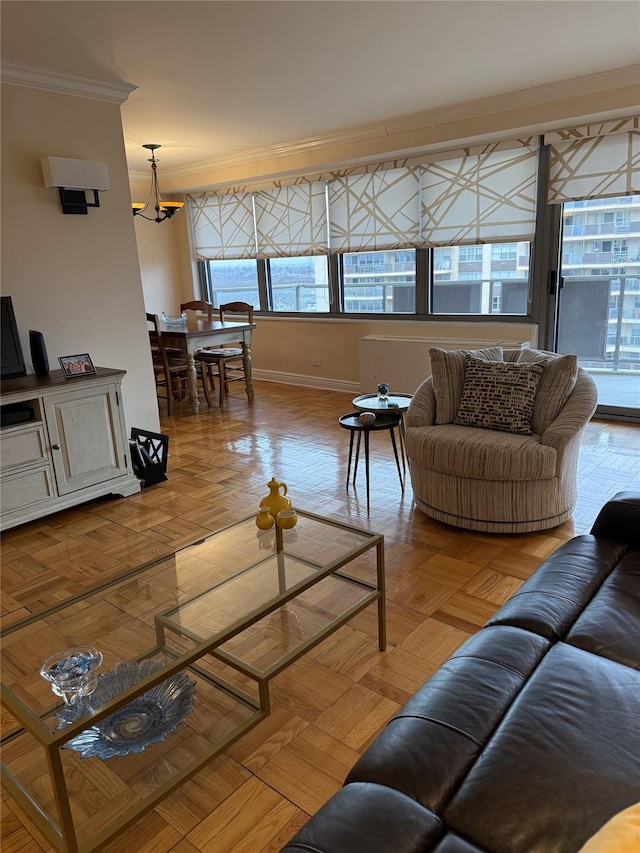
xmin=57 ymin=659 xmax=196 ymax=760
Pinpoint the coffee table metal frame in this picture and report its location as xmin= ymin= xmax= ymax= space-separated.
xmin=0 ymin=509 xmax=385 ymax=853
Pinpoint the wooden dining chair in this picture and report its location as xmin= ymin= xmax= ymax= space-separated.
xmin=193 ymin=302 xmax=254 ymax=405
xmin=147 ymin=312 xmax=190 ymax=415
xmin=179 ymin=300 xmax=218 ymax=404
xmin=180 ymin=300 xmax=213 ymax=320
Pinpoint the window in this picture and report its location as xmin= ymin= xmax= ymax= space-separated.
xmin=201 ymin=242 xmax=531 ymax=317
xmin=459 ymin=246 xmax=483 ymax=262
xmin=341 ymin=249 xmax=416 ymax=313
xmin=203 ymin=259 xmax=260 ymax=308
xmin=594 ymin=210 xmax=630 ymax=226
xmin=269 ymin=256 xmax=329 ymax=313
xmin=564 ymin=213 xmax=585 ymax=236
xmin=434 ymin=250 xmax=452 ymax=272
xmin=491 ymin=244 xmax=517 ymax=260
xmin=431 ymin=243 xmax=530 ymax=315
xmin=190 ymin=139 xmax=538 ymax=320
xmin=613 ymin=240 xmax=629 ymax=261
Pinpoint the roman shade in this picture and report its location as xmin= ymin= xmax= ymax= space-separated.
xmin=254 ymin=182 xmax=328 ymax=258
xmin=328 ymin=167 xmax=421 ymax=253
xmin=420 ymin=141 xmax=539 ymax=246
xmin=545 ymin=117 xmax=640 ymax=204
xmin=189 ymin=137 xmax=539 ymax=260
xmin=190 ymin=191 xmax=256 ymax=260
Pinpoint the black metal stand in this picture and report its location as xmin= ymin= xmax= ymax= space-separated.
xmin=129 ymin=428 xmax=169 ymax=486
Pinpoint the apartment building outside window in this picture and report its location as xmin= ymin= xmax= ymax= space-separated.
xmin=203 ymin=240 xmax=531 ymax=317
xmin=559 ymin=195 xmax=640 ymax=371
xmin=269 ymin=257 xmax=329 ymax=312
xmin=341 ymin=250 xmax=416 ymax=313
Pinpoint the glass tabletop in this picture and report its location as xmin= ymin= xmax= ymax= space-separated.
xmin=352 ymin=392 xmax=413 ymax=411
xmin=1 ymin=509 xmax=383 ymax=852
xmin=0 ymin=510 xmax=380 ymax=728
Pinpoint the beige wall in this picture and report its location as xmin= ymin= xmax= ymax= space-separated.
xmin=1 ymin=84 xmax=160 ymax=433
xmin=249 ymin=317 xmax=537 ymax=391
xmin=131 ymin=177 xmax=187 ymax=316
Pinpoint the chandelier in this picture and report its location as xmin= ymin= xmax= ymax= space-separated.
xmin=131 ymin=144 xmax=184 ymax=223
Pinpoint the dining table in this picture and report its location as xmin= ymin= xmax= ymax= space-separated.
xmin=158 ymin=316 xmax=256 ymax=413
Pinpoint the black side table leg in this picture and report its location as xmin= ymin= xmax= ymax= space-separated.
xmin=346 ymin=430 xmax=355 ymax=488
xmin=364 ymin=429 xmax=371 ymax=514
xmin=390 ymin=426 xmax=405 ymax=492
xmin=353 ymin=431 xmax=362 ymax=485
xmin=398 ymin=414 xmax=407 ymax=478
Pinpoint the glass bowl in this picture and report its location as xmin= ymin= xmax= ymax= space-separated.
xmin=40 ymin=646 xmax=103 ymax=705
xmin=56 ymin=659 xmax=196 ymax=760
xmin=161 ymin=311 xmax=187 ymax=326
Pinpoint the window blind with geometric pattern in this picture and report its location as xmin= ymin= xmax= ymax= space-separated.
xmin=190 ymin=191 xmax=256 ymax=260
xmin=188 ymin=138 xmax=539 ymax=259
xmin=254 ymin=182 xmax=328 ymax=257
xmin=328 ymin=167 xmax=421 ymax=253
xmin=545 ymin=117 xmax=640 ymax=204
xmin=420 ymin=141 xmax=539 ymax=247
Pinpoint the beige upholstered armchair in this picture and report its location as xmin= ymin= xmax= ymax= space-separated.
xmin=405 ymin=348 xmax=598 ymax=533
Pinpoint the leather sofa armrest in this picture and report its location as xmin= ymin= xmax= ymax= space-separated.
xmin=590 ymin=492 xmax=640 ymax=549
xmin=279 ymin=782 xmax=444 ymax=853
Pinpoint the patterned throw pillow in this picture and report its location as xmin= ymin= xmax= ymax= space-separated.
xmin=517 ymin=350 xmax=578 ymax=434
xmin=430 ymin=347 xmax=504 ymax=424
xmin=453 ymin=356 xmax=544 ymax=434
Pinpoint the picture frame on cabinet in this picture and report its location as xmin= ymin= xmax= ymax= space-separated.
xmin=59 ymin=353 xmax=96 ymax=378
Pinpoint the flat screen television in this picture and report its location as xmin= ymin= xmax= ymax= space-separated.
xmin=1 ymin=296 xmax=27 ymax=380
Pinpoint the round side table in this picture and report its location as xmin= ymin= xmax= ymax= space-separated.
xmin=352 ymin=393 xmax=413 ymax=479
xmin=352 ymin=393 xmax=413 ymax=413
xmin=339 ymin=411 xmax=404 ymax=514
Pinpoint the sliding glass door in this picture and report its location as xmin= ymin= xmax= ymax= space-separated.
xmin=556 ymin=196 xmax=640 ymax=416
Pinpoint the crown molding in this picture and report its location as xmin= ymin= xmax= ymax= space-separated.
xmin=159 ymin=123 xmax=390 ymax=181
xmin=0 ymin=60 xmax=137 ymax=104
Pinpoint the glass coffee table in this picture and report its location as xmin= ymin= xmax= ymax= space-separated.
xmin=1 ymin=510 xmax=385 ymax=853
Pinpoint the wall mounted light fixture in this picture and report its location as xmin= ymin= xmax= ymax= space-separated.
xmin=132 ymin=144 xmax=184 ymax=223
xmin=42 ymin=157 xmax=110 ymax=215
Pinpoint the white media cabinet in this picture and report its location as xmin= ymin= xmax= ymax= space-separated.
xmin=0 ymin=367 xmax=141 ymax=531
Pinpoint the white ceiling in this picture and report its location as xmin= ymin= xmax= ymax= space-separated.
xmin=2 ymin=0 xmax=639 ymax=175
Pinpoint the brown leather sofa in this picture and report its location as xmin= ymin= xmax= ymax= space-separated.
xmin=281 ymin=492 xmax=640 ymax=853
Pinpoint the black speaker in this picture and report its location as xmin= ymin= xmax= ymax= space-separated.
xmin=29 ymin=330 xmax=49 ymax=376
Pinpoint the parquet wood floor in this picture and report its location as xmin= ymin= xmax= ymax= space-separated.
xmin=1 ymin=381 xmax=638 ymax=853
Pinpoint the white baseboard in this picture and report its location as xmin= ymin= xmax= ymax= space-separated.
xmin=253 ymin=369 xmax=360 ymax=395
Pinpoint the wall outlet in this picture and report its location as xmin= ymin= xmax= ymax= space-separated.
xmin=312 ymin=358 xmax=321 ymax=367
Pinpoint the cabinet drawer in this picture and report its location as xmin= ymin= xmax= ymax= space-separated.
xmin=1 ymin=423 xmax=48 ymax=471
xmin=1 ymin=465 xmax=55 ymax=513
